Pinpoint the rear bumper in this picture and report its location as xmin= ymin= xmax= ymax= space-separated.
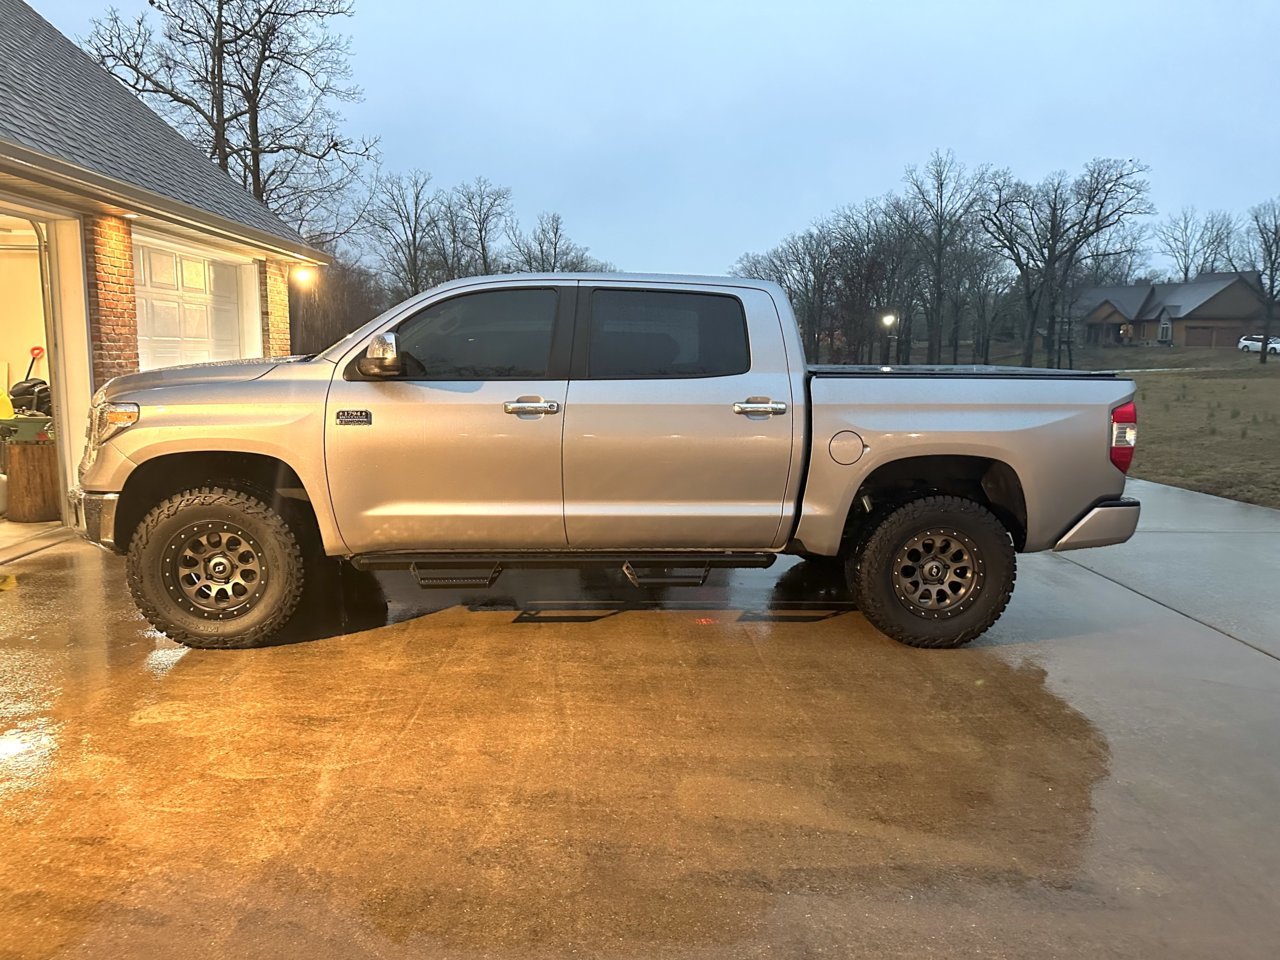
xmin=68 ymin=487 xmax=120 ymax=551
xmin=1052 ymin=498 xmax=1140 ymax=552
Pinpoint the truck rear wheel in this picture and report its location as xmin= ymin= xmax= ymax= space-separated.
xmin=126 ymin=486 xmax=305 ymax=649
xmin=850 ymin=495 xmax=1015 ymax=648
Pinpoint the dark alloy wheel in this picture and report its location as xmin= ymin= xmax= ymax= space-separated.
xmin=891 ymin=526 xmax=982 ymax=618
xmin=165 ymin=522 xmax=269 ymax=619
xmin=127 ymin=486 xmax=305 ymax=649
xmin=850 ymin=495 xmax=1015 ymax=648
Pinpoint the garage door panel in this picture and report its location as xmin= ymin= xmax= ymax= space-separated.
xmin=212 ymin=300 xmax=241 ymax=359
xmin=181 ymin=302 xmax=211 ymax=339
xmin=148 ymin=299 xmax=181 ymax=338
xmin=210 ymin=261 xmax=238 ymax=297
xmin=181 ymin=257 xmax=207 ymax=293
xmin=135 ymin=243 xmax=245 ymax=371
xmin=142 ymin=340 xmax=182 ymax=370
xmin=145 ymin=249 xmax=178 ymax=289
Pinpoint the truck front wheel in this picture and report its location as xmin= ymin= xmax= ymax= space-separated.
xmin=126 ymin=486 xmax=306 ymax=649
xmin=850 ymin=495 xmax=1015 ymax=648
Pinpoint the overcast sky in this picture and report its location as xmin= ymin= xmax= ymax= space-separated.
xmin=37 ymin=0 xmax=1280 ymax=274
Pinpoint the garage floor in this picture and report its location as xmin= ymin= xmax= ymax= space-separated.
xmin=1 ymin=481 xmax=1278 ymax=959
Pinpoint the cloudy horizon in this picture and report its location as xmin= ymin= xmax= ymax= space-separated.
xmin=32 ymin=0 xmax=1280 ymax=274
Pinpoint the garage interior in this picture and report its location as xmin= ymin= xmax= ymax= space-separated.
xmin=0 ymin=210 xmax=61 ymax=550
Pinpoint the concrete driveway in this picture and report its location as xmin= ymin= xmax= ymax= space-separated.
xmin=1 ymin=480 xmax=1277 ymax=959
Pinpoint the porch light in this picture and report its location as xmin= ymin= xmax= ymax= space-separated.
xmin=292 ymin=265 xmax=317 ymax=286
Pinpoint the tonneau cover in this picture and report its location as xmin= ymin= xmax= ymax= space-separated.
xmin=808 ymin=364 xmax=1118 ymax=379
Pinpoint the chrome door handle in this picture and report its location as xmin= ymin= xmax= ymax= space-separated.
xmin=733 ymin=398 xmax=787 ymax=416
xmin=503 ymin=399 xmax=560 ymax=415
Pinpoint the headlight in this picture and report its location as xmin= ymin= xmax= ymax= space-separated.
xmin=89 ymin=402 xmax=140 ymax=446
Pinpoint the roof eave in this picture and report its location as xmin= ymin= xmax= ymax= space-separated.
xmin=0 ymin=139 xmax=330 ymax=264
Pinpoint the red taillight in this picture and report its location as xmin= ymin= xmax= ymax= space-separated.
xmin=1110 ymin=401 xmax=1138 ymax=473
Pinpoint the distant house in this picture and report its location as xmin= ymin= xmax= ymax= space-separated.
xmin=1075 ymin=272 xmax=1264 ymax=348
xmin=0 ymin=0 xmax=327 ymax=523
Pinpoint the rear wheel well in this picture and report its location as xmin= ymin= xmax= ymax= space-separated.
xmin=115 ymin=452 xmax=319 ymax=551
xmin=843 ymin=455 xmax=1027 ymax=552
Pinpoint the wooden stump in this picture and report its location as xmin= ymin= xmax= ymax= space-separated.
xmin=6 ymin=442 xmax=60 ymax=522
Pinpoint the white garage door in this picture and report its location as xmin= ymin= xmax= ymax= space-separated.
xmin=135 ymin=244 xmax=245 ymax=369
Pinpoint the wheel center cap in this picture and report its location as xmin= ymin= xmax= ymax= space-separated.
xmin=923 ymin=560 xmax=946 ymax=582
xmin=206 ymin=554 xmax=233 ymax=580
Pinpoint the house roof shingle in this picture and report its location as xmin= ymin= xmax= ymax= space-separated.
xmin=1074 ymin=283 xmax=1153 ymax=320
xmin=0 ymin=0 xmax=321 ymax=258
xmin=1077 ymin=272 xmax=1262 ymax=322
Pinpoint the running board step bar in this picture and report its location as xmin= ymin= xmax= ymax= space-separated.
xmin=621 ymin=561 xmax=709 ymax=588
xmin=351 ymin=551 xmax=776 ymax=589
xmin=410 ymin=562 xmax=503 ymax=588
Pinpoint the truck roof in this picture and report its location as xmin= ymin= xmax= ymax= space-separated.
xmin=421 ymin=272 xmax=782 ymax=295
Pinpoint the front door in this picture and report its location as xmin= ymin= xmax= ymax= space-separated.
xmin=325 ymin=285 xmax=573 ymax=554
xmin=561 ymin=285 xmax=795 ymax=549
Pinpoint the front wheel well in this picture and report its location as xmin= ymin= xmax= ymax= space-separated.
xmin=843 ymin=455 xmax=1027 ymax=552
xmin=115 ymin=452 xmax=318 ymax=551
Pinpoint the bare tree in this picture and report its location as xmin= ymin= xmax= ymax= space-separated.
xmin=1058 ymin=221 xmax=1152 ymax=367
xmin=962 ymin=242 xmax=1012 ymax=364
xmin=289 ymin=258 xmax=387 ymax=354
xmin=455 ymin=177 xmax=512 ymax=275
xmin=419 ymin=188 xmax=477 ymax=282
xmin=981 ymin=159 xmax=1154 ymax=367
xmin=1231 ymin=199 xmax=1280 ymax=365
xmin=1154 ymin=207 xmax=1236 ymax=281
xmin=734 ymin=225 xmax=838 ymax=360
xmin=507 ymin=212 xmax=611 ymax=272
xmin=89 ymin=0 xmax=377 ymax=243
xmin=828 ymin=200 xmax=922 ymax=363
xmin=901 ymin=150 xmax=987 ymax=363
xmin=368 ymin=170 xmax=435 ymax=300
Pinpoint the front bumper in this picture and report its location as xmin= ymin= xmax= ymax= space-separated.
xmin=1053 ymin=498 xmax=1141 ymax=552
xmin=68 ymin=487 xmax=121 ymax=551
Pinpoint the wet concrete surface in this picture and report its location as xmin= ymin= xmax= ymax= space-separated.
xmin=1063 ymin=478 xmax=1280 ymax=657
xmin=2 ymin=494 xmax=1279 ymax=958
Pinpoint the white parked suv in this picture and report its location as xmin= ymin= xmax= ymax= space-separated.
xmin=1238 ymin=335 xmax=1280 ymax=354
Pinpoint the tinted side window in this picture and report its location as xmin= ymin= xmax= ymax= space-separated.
xmin=395 ymin=288 xmax=558 ymax=379
xmin=587 ymin=290 xmax=750 ymax=379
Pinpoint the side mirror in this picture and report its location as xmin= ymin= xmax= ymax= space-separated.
xmin=356 ymin=332 xmax=403 ymax=377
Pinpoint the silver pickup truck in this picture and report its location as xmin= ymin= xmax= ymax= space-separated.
xmin=73 ymin=273 xmax=1140 ymax=650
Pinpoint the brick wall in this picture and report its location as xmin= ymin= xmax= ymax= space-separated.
xmin=83 ymin=214 xmax=138 ymax=387
xmin=258 ymin=259 xmax=291 ymax=356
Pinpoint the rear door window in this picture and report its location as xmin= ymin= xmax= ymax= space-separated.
xmin=586 ymin=289 xmax=750 ymax=379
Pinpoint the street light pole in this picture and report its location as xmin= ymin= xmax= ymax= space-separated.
xmin=881 ymin=314 xmax=897 ymax=365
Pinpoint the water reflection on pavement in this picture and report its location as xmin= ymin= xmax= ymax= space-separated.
xmin=1 ymin=542 xmax=1277 ymax=959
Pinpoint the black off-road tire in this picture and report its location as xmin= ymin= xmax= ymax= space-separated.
xmin=849 ymin=495 xmax=1015 ymax=649
xmin=126 ymin=486 xmax=305 ymax=649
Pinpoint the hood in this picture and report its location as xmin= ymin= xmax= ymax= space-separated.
xmin=97 ymin=356 xmax=309 ymax=402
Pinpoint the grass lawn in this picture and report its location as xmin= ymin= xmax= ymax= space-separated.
xmin=1127 ymin=359 xmax=1280 ymax=509
xmin=987 ymin=344 xmax=1268 ymax=372
xmin=981 ymin=343 xmax=1280 ymax=508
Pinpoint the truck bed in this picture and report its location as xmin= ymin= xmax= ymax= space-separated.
xmin=808 ymin=364 xmax=1119 ymax=380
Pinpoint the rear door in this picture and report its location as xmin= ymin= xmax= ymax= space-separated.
xmin=325 ymin=284 xmax=574 ymax=554
xmin=561 ymin=283 xmax=796 ymax=549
